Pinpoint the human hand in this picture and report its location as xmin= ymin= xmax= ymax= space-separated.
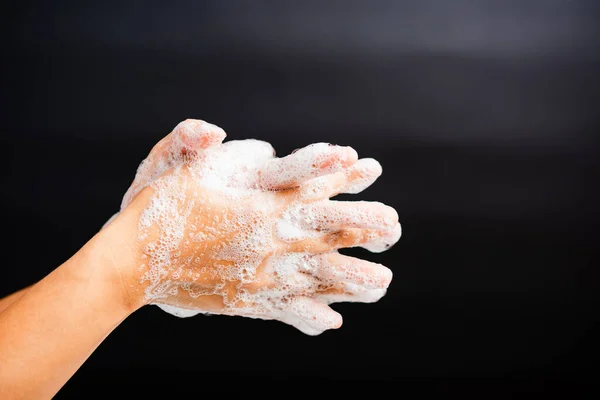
xmin=113 ymin=119 xmax=401 ymax=335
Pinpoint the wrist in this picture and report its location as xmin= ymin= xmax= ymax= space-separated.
xmin=81 ymin=206 xmax=150 ymax=314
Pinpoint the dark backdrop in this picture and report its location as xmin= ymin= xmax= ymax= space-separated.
xmin=2 ymin=0 xmax=599 ymax=395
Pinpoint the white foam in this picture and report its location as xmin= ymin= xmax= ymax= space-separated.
xmin=119 ymin=120 xmax=400 ymax=335
xmin=343 ymin=158 xmax=383 ymax=194
xmin=155 ymin=303 xmax=202 ymax=318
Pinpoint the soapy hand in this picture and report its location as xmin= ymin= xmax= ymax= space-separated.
xmin=116 ymin=119 xmax=401 ymax=335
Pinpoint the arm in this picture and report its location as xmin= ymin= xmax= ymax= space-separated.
xmin=0 ymin=287 xmax=31 ymax=315
xmin=0 ymin=206 xmax=143 ymax=399
xmin=0 ymin=121 xmax=231 ymax=398
xmin=0 ymin=119 xmax=400 ymax=398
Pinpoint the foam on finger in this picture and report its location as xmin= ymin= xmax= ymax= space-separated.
xmin=281 ymin=297 xmax=343 ymax=336
xmin=119 ymin=121 xmax=399 ymax=334
xmin=120 ymin=119 xmax=225 ymax=209
xmin=172 ymin=119 xmax=227 ymax=150
xmin=317 ymin=286 xmax=388 ymax=305
xmin=259 ymin=143 xmax=358 ymax=189
xmin=276 ymin=200 xmax=398 ymax=244
xmin=362 ymin=222 xmax=402 ymax=253
xmin=341 ymin=158 xmax=382 ymax=194
xmin=316 ymin=252 xmax=393 ymax=290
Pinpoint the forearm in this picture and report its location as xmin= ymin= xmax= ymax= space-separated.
xmin=0 ymin=213 xmax=144 ymax=399
xmin=0 ymin=286 xmax=31 ymax=315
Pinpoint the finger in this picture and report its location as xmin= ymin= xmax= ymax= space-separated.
xmin=265 ymin=253 xmax=391 ymax=296
xmin=299 ymin=158 xmax=382 ymax=202
xmin=316 ymin=285 xmax=388 ymax=305
xmin=360 ymin=222 xmax=401 ymax=253
xmin=143 ymin=119 xmax=226 ymax=173
xmin=311 ymin=252 xmax=393 ymax=290
xmin=120 ymin=119 xmax=226 ymax=208
xmin=254 ymin=254 xmax=320 ymax=295
xmin=287 ymin=200 xmax=398 ymax=231
xmin=243 ymin=269 xmax=317 ymax=295
xmin=149 ymin=119 xmax=226 ymax=171
xmin=341 ymin=157 xmax=382 ymax=194
xmin=280 ymin=297 xmax=343 ymax=336
xmin=259 ymin=143 xmax=358 ymax=190
xmin=285 ymin=222 xmax=401 ymax=253
xmin=171 ymin=119 xmax=227 ymax=152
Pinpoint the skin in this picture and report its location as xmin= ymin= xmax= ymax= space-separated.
xmin=0 ymin=287 xmax=30 ymax=314
xmin=0 ymin=120 xmax=400 ymax=399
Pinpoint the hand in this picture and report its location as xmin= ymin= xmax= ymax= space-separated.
xmin=113 ymin=119 xmax=401 ymax=335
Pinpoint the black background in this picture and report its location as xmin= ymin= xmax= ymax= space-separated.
xmin=2 ymin=0 xmax=599 ymax=395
